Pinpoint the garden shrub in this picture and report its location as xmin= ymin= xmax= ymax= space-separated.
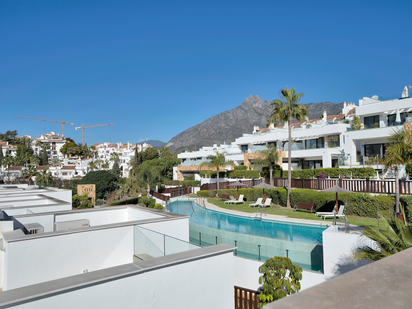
xmin=234 ymin=165 xmax=248 ymax=170
xmin=139 ymin=196 xmax=149 ymax=206
xmin=148 ymin=199 xmax=156 ymax=208
xmin=109 ymin=197 xmax=139 ymax=206
xmin=197 ymin=190 xmax=209 ymax=198
xmin=200 ymin=170 xmax=259 ymax=179
xmin=208 ymin=190 xmax=217 ymax=197
xmin=270 ymin=167 xmax=375 ymax=179
xmin=154 ymin=203 xmax=164 ymax=210
xmin=400 ymin=196 xmax=412 ymax=223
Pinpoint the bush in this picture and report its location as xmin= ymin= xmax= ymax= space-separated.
xmin=109 ymin=197 xmax=139 ymax=206
xmin=400 ymin=196 xmax=412 ymax=223
xmin=72 ymin=193 xmax=93 ymax=209
xmin=148 ymin=199 xmax=156 ymax=208
xmin=234 ymin=165 xmax=248 ymax=170
xmin=80 ymin=170 xmax=118 ymax=199
xmin=154 ymin=203 xmax=164 ymax=210
xmin=139 ymin=196 xmax=149 ymax=206
xmin=270 ymin=167 xmax=376 ymax=179
xmin=228 ymin=170 xmax=260 ymax=179
xmin=197 ymin=190 xmax=209 ymax=197
xmin=95 ymin=198 xmax=107 ymax=206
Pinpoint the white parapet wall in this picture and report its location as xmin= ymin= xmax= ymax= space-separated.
xmin=233 ymin=256 xmax=326 ymax=291
xmin=0 ymin=245 xmax=235 ymax=309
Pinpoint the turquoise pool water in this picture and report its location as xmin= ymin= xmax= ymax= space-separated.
xmin=167 ymin=200 xmax=326 ymax=272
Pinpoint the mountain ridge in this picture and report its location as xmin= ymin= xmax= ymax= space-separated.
xmin=166 ymin=95 xmax=345 ymax=151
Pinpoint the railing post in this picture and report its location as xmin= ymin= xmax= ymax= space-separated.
xmin=258 ymin=245 xmax=261 ymax=261
xmin=366 ymin=178 xmax=370 ymax=193
xmin=234 ymin=240 xmax=237 ymax=255
xmin=199 ymin=232 xmax=201 ymax=246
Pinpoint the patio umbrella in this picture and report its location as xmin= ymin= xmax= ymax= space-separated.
xmin=228 ymin=181 xmax=247 ymax=200
xmin=252 ymin=182 xmax=276 ymax=202
xmin=321 ymin=185 xmax=352 ymax=213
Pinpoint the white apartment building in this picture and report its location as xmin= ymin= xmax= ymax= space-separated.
xmin=0 ymin=186 xmax=234 ymax=309
xmin=176 ymin=86 xmax=412 ymax=180
xmin=32 ymin=132 xmax=67 ymax=160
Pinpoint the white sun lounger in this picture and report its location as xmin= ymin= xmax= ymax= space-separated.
xmin=321 ymin=206 xmax=346 ymax=220
xmin=261 ymin=198 xmax=272 ymax=208
xmin=224 ymin=196 xmax=236 ymax=204
xmin=249 ymin=198 xmax=263 ymax=207
xmin=228 ymin=194 xmax=244 ymax=204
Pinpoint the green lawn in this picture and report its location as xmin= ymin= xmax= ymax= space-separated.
xmin=205 ymin=197 xmax=386 ymax=232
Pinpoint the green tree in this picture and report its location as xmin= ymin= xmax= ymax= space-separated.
xmin=36 ymin=169 xmax=53 ymax=186
xmin=88 ymin=160 xmax=98 ymax=171
xmin=130 ymin=145 xmax=140 ymax=170
xmin=254 ymin=144 xmax=280 ymax=185
xmin=351 ymin=116 xmax=361 ymax=130
xmin=72 ymin=193 xmax=93 ymax=209
xmin=0 ymin=130 xmax=18 ymax=142
xmin=0 ymin=147 xmax=3 ymax=167
xmin=41 ymin=146 xmax=49 ymax=165
xmin=141 ymin=147 xmax=159 ymax=161
xmin=258 ymin=256 xmax=302 ymax=308
xmin=268 ymin=87 xmax=308 ymax=208
xmin=200 ymin=151 xmax=234 ymax=194
xmin=384 ymin=128 xmax=412 ymax=213
xmin=22 ymin=164 xmax=39 ymax=185
xmin=111 ymin=161 xmax=121 ymax=178
xmin=80 ymin=170 xmax=118 ymax=199
xmin=352 ymin=215 xmax=412 ymax=262
xmin=136 ymin=164 xmax=162 ymax=194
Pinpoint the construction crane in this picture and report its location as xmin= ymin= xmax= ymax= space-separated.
xmin=75 ymin=123 xmax=115 ymax=146
xmin=16 ymin=116 xmax=73 ymax=137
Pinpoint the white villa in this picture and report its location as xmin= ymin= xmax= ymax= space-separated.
xmin=176 ymin=86 xmax=412 ymax=180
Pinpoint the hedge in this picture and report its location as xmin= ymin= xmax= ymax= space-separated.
xmin=400 ymin=196 xmax=412 ymax=223
xmin=165 ymin=180 xmax=201 ymax=187
xmin=200 ymin=170 xmax=260 ymax=179
xmin=109 ymin=197 xmax=140 ymax=206
xmin=269 ymin=167 xmax=375 ymax=179
xmin=197 ymin=188 xmax=396 ymax=219
xmin=234 ymin=165 xmax=248 ymax=170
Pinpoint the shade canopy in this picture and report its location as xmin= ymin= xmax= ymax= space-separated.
xmin=321 ymin=185 xmax=352 ymax=193
xmin=228 ymin=181 xmax=248 ymax=188
xmin=252 ymin=182 xmax=276 ymax=189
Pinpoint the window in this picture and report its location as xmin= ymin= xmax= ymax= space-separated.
xmin=305 ymin=137 xmax=324 ymax=149
xmin=364 ymin=144 xmax=385 ymax=157
xmin=364 ymin=115 xmax=380 ymax=129
xmin=327 ymin=135 xmax=340 ymax=148
xmin=387 ymin=112 xmax=412 ymax=127
xmin=241 ymin=145 xmax=248 ymax=153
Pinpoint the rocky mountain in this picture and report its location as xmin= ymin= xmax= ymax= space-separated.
xmin=166 ymin=95 xmax=344 ymax=151
xmin=145 ymin=140 xmax=165 ymax=148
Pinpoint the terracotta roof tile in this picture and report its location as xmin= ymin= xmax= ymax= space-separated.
xmin=61 ymin=165 xmax=76 ymax=170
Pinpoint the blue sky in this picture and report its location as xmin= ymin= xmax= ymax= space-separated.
xmin=1 ymin=0 xmax=411 ymax=145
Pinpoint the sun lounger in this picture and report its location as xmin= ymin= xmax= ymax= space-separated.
xmin=315 ymin=206 xmax=337 ymax=217
xmin=229 ymin=194 xmax=244 ymax=204
xmin=321 ymin=206 xmax=346 ymax=220
xmin=249 ymin=198 xmax=263 ymax=207
xmin=261 ymin=198 xmax=272 ymax=208
xmin=224 ymin=196 xmax=236 ymax=204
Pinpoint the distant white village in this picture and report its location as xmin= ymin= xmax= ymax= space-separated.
xmin=0 ymin=132 xmax=152 ymax=183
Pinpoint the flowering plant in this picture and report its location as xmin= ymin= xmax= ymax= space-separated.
xmin=318 ymin=173 xmax=326 ymax=179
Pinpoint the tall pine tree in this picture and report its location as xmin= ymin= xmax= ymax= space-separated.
xmin=111 ymin=161 xmax=121 ymax=178
xmin=0 ymin=147 xmax=3 ymax=167
xmin=41 ymin=146 xmax=49 ymax=165
xmin=131 ymin=144 xmax=140 ymax=170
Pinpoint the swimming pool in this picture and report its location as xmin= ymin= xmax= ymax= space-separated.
xmin=167 ymin=199 xmax=326 ymax=272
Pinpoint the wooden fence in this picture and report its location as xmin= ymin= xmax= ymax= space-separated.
xmin=234 ymin=286 xmax=258 ymax=309
xmin=273 ymin=177 xmax=412 ymax=195
xmin=149 ymin=190 xmax=170 ymax=201
xmin=159 ymin=186 xmax=193 ymax=198
xmin=200 ymin=179 xmax=265 ymax=191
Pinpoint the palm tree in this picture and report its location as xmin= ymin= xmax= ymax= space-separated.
xmin=88 ymin=160 xmax=98 ymax=171
xmin=22 ymin=164 xmax=39 ymax=185
xmin=352 ymin=215 xmax=412 ymax=262
xmin=268 ymin=87 xmax=308 ymax=208
xmin=36 ymin=169 xmax=53 ymax=186
xmin=384 ymin=128 xmax=412 ymax=213
xmin=200 ymin=151 xmax=234 ymax=194
xmin=254 ymin=144 xmax=280 ymax=185
xmin=136 ymin=165 xmax=161 ymax=195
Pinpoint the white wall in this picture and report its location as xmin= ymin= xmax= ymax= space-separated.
xmin=140 ymin=218 xmax=189 ymax=242
xmin=126 ymin=207 xmax=166 ymax=221
xmin=40 ymin=189 xmax=72 ymax=204
xmin=3 ymin=204 xmax=71 ymax=216
xmin=233 ymin=256 xmax=326 ymax=291
xmin=3 ymin=226 xmax=134 ymax=290
xmin=54 ymin=208 xmax=128 ymax=226
xmin=322 ymin=226 xmax=371 ymax=279
xmin=7 ymin=252 xmax=234 ymax=309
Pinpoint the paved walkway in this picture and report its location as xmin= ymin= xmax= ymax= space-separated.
xmin=174 ymin=196 xmax=363 ymax=234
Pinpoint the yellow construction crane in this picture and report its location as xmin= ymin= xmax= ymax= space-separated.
xmin=16 ymin=115 xmax=73 ymax=137
xmin=75 ymin=123 xmax=115 ymax=146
